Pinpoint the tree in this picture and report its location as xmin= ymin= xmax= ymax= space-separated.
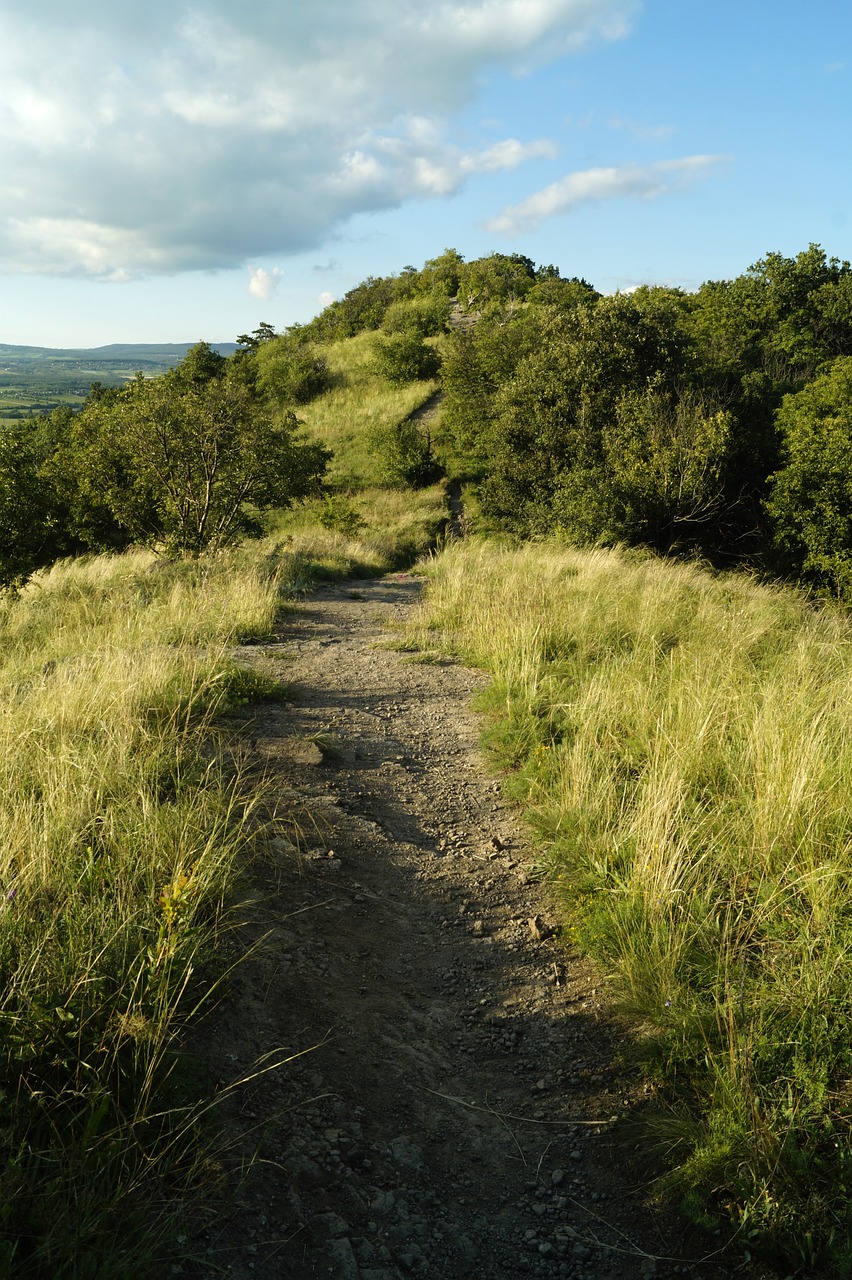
xmin=482 ymin=291 xmax=695 ymax=532
xmin=766 ymin=357 xmax=852 ymax=595
xmin=380 ymin=295 xmax=450 ymax=338
xmin=254 ymin=334 xmax=332 ymax=405
xmin=64 ymin=348 xmax=329 ymax=555
xmin=0 ymin=409 xmax=85 ymax=589
xmin=572 ymin=386 xmax=735 ymax=551
xmin=456 ymin=253 xmax=536 ymax=313
xmin=371 ymin=332 xmax=440 ymax=384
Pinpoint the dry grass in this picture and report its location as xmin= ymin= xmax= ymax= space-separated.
xmin=0 ymin=548 xmax=282 ymax=1275
xmin=297 ymin=332 xmax=439 ymax=487
xmin=408 ymin=538 xmax=852 ymax=1271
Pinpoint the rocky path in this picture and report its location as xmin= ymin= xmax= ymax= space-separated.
xmin=189 ymin=573 xmax=757 ymax=1280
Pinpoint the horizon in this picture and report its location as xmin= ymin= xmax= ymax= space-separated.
xmin=0 ymin=0 xmax=849 ymax=347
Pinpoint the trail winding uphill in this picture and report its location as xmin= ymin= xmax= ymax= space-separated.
xmin=189 ymin=574 xmax=761 ymax=1280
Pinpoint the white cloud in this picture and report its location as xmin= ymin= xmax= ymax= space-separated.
xmin=461 ymin=138 xmax=558 ymax=173
xmin=318 ymin=291 xmax=336 ymax=306
xmin=247 ymin=267 xmax=282 ymax=301
xmin=0 ymin=0 xmax=636 ymax=279
xmin=484 ymin=155 xmax=725 ymax=234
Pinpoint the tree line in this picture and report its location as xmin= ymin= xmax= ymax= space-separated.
xmin=4 ymin=243 xmax=852 ymax=597
xmin=433 ymin=244 xmax=852 ymax=597
xmin=0 ymin=339 xmax=331 ymax=588
xmin=303 ymin=242 xmax=852 ymax=597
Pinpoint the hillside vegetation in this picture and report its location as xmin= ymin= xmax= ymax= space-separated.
xmin=407 ymin=539 xmax=852 ymax=1270
xmin=4 ymin=242 xmax=852 ymax=1271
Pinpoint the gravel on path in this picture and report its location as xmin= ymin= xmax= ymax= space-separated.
xmin=187 ymin=573 xmax=762 ymax=1280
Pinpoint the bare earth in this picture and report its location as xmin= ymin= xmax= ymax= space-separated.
xmin=188 ymin=573 xmax=760 ymax=1280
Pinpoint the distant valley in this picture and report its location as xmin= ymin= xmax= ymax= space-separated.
xmin=0 ymin=340 xmax=238 ymax=420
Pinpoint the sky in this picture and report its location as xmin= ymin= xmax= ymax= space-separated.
xmin=0 ymin=0 xmax=850 ymax=347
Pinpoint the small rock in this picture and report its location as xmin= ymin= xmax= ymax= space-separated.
xmin=269 ymin=836 xmax=298 ymax=854
xmin=528 ymin=916 xmax=551 ymax=941
xmin=283 ymin=738 xmax=325 ymax=765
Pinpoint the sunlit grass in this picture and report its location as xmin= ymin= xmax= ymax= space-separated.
xmin=264 ymin=484 xmax=448 ymax=580
xmin=0 ymin=548 xmax=282 ymax=1276
xmin=297 ymin=332 xmax=439 ymax=487
xmin=408 ymin=538 xmax=852 ymax=1271
xmin=0 ymin=479 xmax=452 ymax=1274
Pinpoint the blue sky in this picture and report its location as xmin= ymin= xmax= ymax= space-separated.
xmin=0 ymin=0 xmax=849 ymax=347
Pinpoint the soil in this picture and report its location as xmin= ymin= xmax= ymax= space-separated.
xmin=186 ymin=572 xmax=766 ymax=1280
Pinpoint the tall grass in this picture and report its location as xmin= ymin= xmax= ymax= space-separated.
xmin=0 ymin=549 xmax=282 ymax=1276
xmin=0 ymin=494 xmax=451 ymax=1274
xmin=264 ymin=485 xmax=448 ymax=580
xmin=297 ymin=332 xmax=439 ymax=487
xmin=409 ymin=538 xmax=852 ymax=1271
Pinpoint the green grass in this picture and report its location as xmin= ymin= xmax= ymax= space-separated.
xmin=406 ymin=537 xmax=852 ymax=1273
xmin=297 ymin=332 xmax=439 ymax=487
xmin=0 ymin=478 xmax=452 ymax=1274
xmin=0 ymin=545 xmax=309 ymax=1276
xmin=264 ymin=485 xmax=448 ymax=580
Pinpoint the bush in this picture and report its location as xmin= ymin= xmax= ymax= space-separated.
xmin=254 ymin=335 xmax=332 ymax=405
xmin=380 ymin=296 xmax=450 ymax=338
xmin=371 ymin=332 xmax=441 ymax=384
xmin=368 ymin=418 xmax=442 ymax=488
xmin=767 ymin=356 xmax=852 ymax=595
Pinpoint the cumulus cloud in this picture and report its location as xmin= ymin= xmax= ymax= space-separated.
xmin=0 ymin=0 xmax=636 ymax=278
xmin=247 ymin=267 xmax=282 ymax=301
xmin=484 ymin=155 xmax=725 ymax=234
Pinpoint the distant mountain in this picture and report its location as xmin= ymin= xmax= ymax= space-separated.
xmin=0 ymin=341 xmax=241 ymax=422
xmin=0 ymin=342 xmax=239 ymax=362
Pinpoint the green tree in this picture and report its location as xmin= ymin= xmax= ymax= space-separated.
xmin=483 ymin=290 xmax=695 ymax=532
xmin=254 ymin=333 xmax=331 ymax=405
xmin=381 ymin=295 xmax=450 ymax=338
xmin=64 ymin=349 xmax=329 ymax=555
xmin=563 ymin=386 xmax=735 ymax=551
xmin=456 ymin=253 xmax=537 ymax=312
xmin=767 ymin=356 xmax=852 ymax=595
xmin=0 ymin=409 xmax=84 ymax=589
xmin=371 ymin=331 xmax=440 ymax=384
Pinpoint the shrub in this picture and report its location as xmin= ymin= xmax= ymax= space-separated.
xmin=381 ymin=296 xmax=450 ymax=338
xmin=767 ymin=356 xmax=852 ymax=595
xmin=254 ymin=335 xmax=332 ymax=405
xmin=371 ymin=332 xmax=441 ymax=384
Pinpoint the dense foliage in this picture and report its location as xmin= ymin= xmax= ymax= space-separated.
xmin=437 ymin=243 xmax=852 ymax=586
xmin=5 ymin=242 xmax=852 ymax=597
xmin=0 ymin=342 xmax=328 ymax=587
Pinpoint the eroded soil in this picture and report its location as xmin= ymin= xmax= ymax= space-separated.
xmin=188 ymin=573 xmax=760 ymax=1280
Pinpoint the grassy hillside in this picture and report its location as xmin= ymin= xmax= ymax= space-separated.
xmin=296 ymin=331 xmax=440 ymax=488
xmin=405 ymin=538 xmax=852 ymax=1272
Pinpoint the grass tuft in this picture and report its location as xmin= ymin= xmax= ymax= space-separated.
xmin=407 ymin=538 xmax=852 ymax=1272
xmin=0 ymin=548 xmax=283 ymax=1275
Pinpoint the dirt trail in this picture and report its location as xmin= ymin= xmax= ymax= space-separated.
xmin=189 ymin=574 xmax=755 ymax=1280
